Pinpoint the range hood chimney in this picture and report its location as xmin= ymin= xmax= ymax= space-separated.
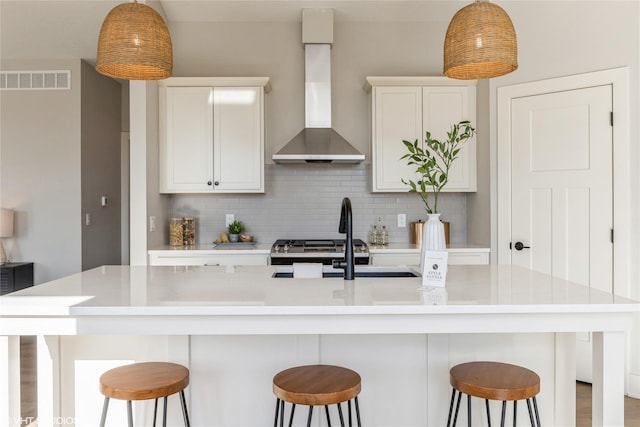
xmin=272 ymin=9 xmax=365 ymax=164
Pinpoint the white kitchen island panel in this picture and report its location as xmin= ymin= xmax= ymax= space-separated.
xmin=47 ymin=333 xmax=558 ymax=426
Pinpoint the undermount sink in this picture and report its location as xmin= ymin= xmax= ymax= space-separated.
xmin=272 ymin=266 xmax=420 ymax=279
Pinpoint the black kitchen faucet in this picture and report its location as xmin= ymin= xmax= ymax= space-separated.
xmin=333 ymin=197 xmax=355 ymax=280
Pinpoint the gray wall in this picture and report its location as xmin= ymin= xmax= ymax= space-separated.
xmin=0 ymin=59 xmax=124 ymax=282
xmin=0 ymin=59 xmax=82 ymax=284
xmin=80 ymin=60 xmax=122 ymax=270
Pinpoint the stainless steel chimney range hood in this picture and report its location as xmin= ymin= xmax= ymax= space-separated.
xmin=272 ymin=11 xmax=365 ymax=164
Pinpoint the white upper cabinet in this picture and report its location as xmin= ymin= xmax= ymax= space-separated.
xmin=366 ymin=77 xmax=477 ymax=192
xmin=159 ymin=77 xmax=269 ymax=193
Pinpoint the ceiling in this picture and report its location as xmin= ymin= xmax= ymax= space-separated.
xmin=0 ymin=0 xmax=476 ymax=62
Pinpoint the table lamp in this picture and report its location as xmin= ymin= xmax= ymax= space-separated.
xmin=0 ymin=209 xmax=14 ymax=265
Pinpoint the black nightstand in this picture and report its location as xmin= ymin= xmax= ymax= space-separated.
xmin=0 ymin=262 xmax=34 ymax=295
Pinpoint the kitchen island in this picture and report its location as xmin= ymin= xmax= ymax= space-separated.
xmin=0 ymin=265 xmax=637 ymax=426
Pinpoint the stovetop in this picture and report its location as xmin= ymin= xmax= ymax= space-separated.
xmin=271 ymin=239 xmax=368 ymax=255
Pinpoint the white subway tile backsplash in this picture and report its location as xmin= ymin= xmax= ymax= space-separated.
xmin=169 ymin=164 xmax=467 ymax=245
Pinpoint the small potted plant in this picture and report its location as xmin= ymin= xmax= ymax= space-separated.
xmin=401 ymin=120 xmax=475 ymax=250
xmin=227 ymin=220 xmax=245 ymax=243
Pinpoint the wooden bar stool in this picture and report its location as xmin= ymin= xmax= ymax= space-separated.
xmin=99 ymin=362 xmax=191 ymax=427
xmin=273 ymin=364 xmax=362 ymax=427
xmin=447 ymin=361 xmax=541 ymax=427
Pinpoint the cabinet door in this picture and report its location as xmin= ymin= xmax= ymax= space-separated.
xmin=161 ymin=87 xmax=214 ymax=192
xmin=371 ymin=84 xmax=476 ymax=192
xmin=213 ymin=87 xmax=264 ymax=192
xmin=423 ymin=86 xmax=476 ymax=191
xmin=372 ymin=86 xmax=423 ymax=191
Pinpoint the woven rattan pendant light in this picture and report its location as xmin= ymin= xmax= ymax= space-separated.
xmin=96 ymin=0 xmax=172 ymax=80
xmin=443 ymin=1 xmax=517 ymax=80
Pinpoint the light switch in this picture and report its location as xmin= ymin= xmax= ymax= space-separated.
xmin=101 ymin=195 xmax=109 ymax=207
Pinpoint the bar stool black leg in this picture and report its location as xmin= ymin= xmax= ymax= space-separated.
xmin=354 ymin=396 xmax=362 ymax=427
xmin=179 ymin=390 xmax=191 ymax=427
xmin=306 ymin=406 xmax=314 ymax=427
xmin=526 ymin=399 xmax=535 ymax=426
xmin=348 ymin=399 xmax=353 ymax=427
xmin=485 ymin=399 xmax=492 ymax=427
xmin=447 ymin=389 xmax=457 ymax=427
xmin=273 ymin=398 xmax=280 ymax=427
xmin=325 ymin=405 xmax=333 ymax=427
xmin=533 ymin=397 xmax=541 ymax=427
xmin=337 ymin=402 xmax=345 ymax=427
xmin=127 ymin=400 xmax=133 ymax=427
xmin=452 ymin=391 xmax=462 ymax=427
xmin=500 ymin=401 xmax=506 ymax=427
xmin=288 ymin=403 xmax=296 ymax=427
xmin=99 ymin=397 xmax=109 ymax=427
xmin=513 ymin=400 xmax=517 ymax=427
xmin=467 ymin=394 xmax=471 ymax=427
xmin=162 ymin=396 xmax=168 ymax=427
xmin=153 ymin=398 xmax=158 ymax=427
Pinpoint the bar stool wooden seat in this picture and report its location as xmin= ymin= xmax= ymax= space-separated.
xmin=273 ymin=364 xmax=362 ymax=427
xmin=447 ymin=361 xmax=541 ymax=427
xmin=99 ymin=362 xmax=191 ymax=427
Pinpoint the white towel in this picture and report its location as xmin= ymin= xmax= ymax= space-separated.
xmin=293 ymin=263 xmax=324 ymax=278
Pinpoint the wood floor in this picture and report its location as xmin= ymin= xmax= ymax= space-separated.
xmin=576 ymin=381 xmax=640 ymax=427
xmin=17 ymin=337 xmax=640 ymax=426
xmin=20 ymin=336 xmax=37 ymax=426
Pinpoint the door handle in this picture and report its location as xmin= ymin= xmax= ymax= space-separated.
xmin=510 ymin=241 xmax=530 ymax=251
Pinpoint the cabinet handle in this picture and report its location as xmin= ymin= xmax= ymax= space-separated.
xmin=214 ymin=181 xmax=219 ymax=186
xmin=207 ymin=181 xmax=212 ymax=186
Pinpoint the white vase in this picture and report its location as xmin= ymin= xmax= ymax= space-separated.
xmin=420 ymin=213 xmax=447 ymax=275
xmin=422 ymin=213 xmax=446 ymax=251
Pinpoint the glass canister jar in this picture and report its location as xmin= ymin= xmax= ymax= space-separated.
xmin=183 ymin=217 xmax=195 ymax=246
xmin=169 ymin=218 xmax=184 ymax=246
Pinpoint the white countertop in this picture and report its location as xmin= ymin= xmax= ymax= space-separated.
xmin=1 ymin=265 xmax=635 ymax=320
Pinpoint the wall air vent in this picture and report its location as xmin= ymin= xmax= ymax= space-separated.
xmin=0 ymin=70 xmax=71 ymax=90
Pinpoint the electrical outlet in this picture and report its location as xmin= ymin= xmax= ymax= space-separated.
xmin=225 ymin=214 xmax=234 ymax=227
xmin=397 ymin=213 xmax=406 ymax=228
xmin=85 ymin=213 xmax=91 ymax=226
xmin=149 ymin=216 xmax=156 ymax=232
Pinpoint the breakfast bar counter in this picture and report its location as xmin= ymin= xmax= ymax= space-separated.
xmin=1 ymin=265 xmax=637 ymax=426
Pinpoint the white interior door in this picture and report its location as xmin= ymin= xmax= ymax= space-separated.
xmin=510 ymin=85 xmax=613 ymax=381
